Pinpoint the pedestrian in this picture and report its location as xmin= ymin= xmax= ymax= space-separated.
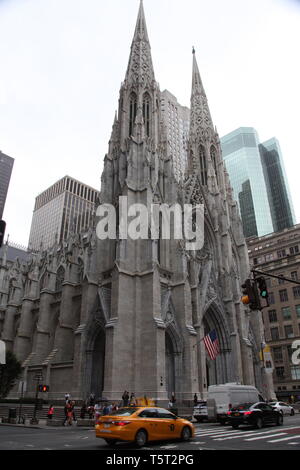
xmin=130 ymin=393 xmax=136 ymax=406
xmin=94 ymin=401 xmax=101 ymax=420
xmin=194 ymin=393 xmax=198 ymax=406
xmin=122 ymin=390 xmax=129 ymax=407
xmin=71 ymin=400 xmax=77 ymax=423
xmin=47 ymin=404 xmax=54 ymax=420
xmin=112 ymin=402 xmax=118 ymax=412
xmin=102 ymin=403 xmax=110 ymax=416
xmin=62 ymin=401 xmax=69 ymax=426
xmin=89 ymin=392 xmax=95 ymax=406
xmin=88 ymin=404 xmax=94 ymax=419
xmin=65 ymin=392 xmax=71 ymax=403
xmin=67 ymin=408 xmax=73 ymax=426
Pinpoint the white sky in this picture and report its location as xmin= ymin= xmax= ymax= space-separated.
xmin=0 ymin=0 xmax=300 ymax=247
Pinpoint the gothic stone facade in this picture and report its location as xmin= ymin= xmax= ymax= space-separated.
xmin=0 ymin=2 xmax=273 ymax=403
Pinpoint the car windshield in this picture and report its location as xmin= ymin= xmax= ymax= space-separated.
xmin=268 ymin=402 xmax=277 ymax=406
xmin=231 ymin=403 xmax=254 ymax=411
xmin=107 ymin=407 xmax=139 ymax=416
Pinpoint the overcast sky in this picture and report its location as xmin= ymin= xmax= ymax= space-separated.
xmin=0 ymin=0 xmax=300 ymax=247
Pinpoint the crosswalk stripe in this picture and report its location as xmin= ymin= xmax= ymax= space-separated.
xmin=244 ymin=433 xmax=286 ymax=441
xmin=195 ymin=430 xmax=241 ymax=437
xmin=267 ymin=434 xmax=300 ymax=443
xmin=214 ymin=429 xmax=288 ymax=441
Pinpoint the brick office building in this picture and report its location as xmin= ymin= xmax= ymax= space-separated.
xmin=248 ymin=225 xmax=300 ymax=402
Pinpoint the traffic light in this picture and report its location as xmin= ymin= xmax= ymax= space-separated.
xmin=241 ymin=279 xmax=261 ymax=311
xmin=38 ymin=384 xmax=49 ymax=392
xmin=255 ymin=276 xmax=268 ymax=299
xmin=0 ymin=220 xmax=6 ymax=248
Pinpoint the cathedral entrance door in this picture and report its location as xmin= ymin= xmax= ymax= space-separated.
xmin=90 ymin=330 xmax=106 ymax=399
xmin=165 ymin=332 xmax=175 ymax=398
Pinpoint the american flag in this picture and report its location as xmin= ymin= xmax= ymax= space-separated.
xmin=203 ymin=329 xmax=220 ymax=360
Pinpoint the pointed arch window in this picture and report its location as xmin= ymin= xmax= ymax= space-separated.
xmin=143 ymin=93 xmax=151 ymax=137
xmin=210 ymin=146 xmax=218 ymax=183
xmin=129 ymin=93 xmax=137 ymax=136
xmin=199 ymin=145 xmax=207 ymax=186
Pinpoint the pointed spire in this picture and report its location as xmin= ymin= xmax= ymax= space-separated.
xmin=189 ymin=49 xmax=214 ymax=138
xmin=125 ymin=0 xmax=155 ymax=85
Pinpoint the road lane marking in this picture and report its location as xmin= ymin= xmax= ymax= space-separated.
xmin=215 ymin=429 xmax=288 ymax=441
xmin=245 ymin=433 xmax=286 ymax=441
xmin=268 ymin=434 xmax=300 ymax=443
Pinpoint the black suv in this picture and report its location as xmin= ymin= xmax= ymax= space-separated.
xmin=227 ymin=402 xmax=283 ymax=429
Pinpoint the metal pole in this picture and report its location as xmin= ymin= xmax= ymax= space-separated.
xmin=18 ymin=381 xmax=24 ymax=424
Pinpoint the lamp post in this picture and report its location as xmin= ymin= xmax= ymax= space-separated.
xmin=31 ymin=373 xmax=42 ymax=424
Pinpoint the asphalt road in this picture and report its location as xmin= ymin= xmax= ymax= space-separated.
xmin=0 ymin=414 xmax=300 ymax=451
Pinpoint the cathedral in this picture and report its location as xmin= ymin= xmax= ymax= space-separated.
xmin=0 ymin=1 xmax=274 ymax=404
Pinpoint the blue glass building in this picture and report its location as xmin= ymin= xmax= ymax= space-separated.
xmin=220 ymin=128 xmax=295 ymax=238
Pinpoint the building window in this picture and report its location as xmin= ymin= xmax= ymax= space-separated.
xmin=282 ymin=306 xmax=292 ymax=320
xmin=290 ymin=245 xmax=299 ymax=255
xmin=278 ymin=274 xmax=285 ymax=285
xmin=279 ymin=289 xmax=288 ymax=302
xmin=291 ymin=271 xmax=298 ymax=281
xmin=291 ymin=366 xmax=300 ymax=380
xmin=293 ymin=286 xmax=300 ymax=299
xmin=295 ymin=305 xmax=300 ymax=318
xmin=275 ymin=366 xmax=285 ymax=379
xmin=271 ymin=327 xmax=280 ymax=340
xmin=268 ymin=310 xmax=277 ymax=323
xmin=199 ymin=145 xmax=207 ymax=186
xmin=268 ymin=292 xmax=275 ymax=305
xmin=277 ymin=249 xmax=286 ymax=258
xmin=284 ymin=325 xmax=294 ymax=338
xmin=273 ymin=347 xmax=283 ymax=362
xmin=143 ymin=93 xmax=151 ymax=137
xmin=129 ymin=93 xmax=137 ymax=136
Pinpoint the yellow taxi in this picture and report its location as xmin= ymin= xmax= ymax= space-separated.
xmin=95 ymin=406 xmax=195 ymax=447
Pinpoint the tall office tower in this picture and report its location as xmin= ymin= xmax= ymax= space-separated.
xmin=160 ymin=90 xmax=190 ymax=182
xmin=28 ymin=175 xmax=99 ymax=251
xmin=259 ymin=138 xmax=296 ymax=232
xmin=220 ymin=128 xmax=274 ymax=238
xmin=0 ymin=151 xmax=14 ymax=219
xmin=248 ymin=225 xmax=300 ymax=402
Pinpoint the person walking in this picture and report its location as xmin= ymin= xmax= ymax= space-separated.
xmin=194 ymin=393 xmax=198 ymax=406
xmin=129 ymin=393 xmax=136 ymax=406
xmin=47 ymin=405 xmax=54 ymax=420
xmin=67 ymin=401 xmax=73 ymax=426
xmin=122 ymin=390 xmax=129 ymax=407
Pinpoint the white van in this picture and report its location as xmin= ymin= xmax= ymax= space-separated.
xmin=207 ymin=383 xmax=265 ymax=424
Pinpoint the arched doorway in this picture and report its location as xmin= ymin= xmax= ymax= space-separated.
xmin=165 ymin=331 xmax=175 ymax=398
xmin=202 ymin=304 xmax=231 ymax=386
xmin=90 ymin=329 xmax=106 ymax=399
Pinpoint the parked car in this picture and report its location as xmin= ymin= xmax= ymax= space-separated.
xmin=207 ymin=383 xmax=265 ymax=424
xmin=268 ymin=401 xmax=295 ymax=416
xmin=193 ymin=401 xmax=208 ymax=422
xmin=227 ymin=402 xmax=283 ymax=429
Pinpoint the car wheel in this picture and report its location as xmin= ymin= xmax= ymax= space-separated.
xmin=195 ymin=417 xmax=203 ymax=422
xmin=291 ymin=409 xmax=295 ymax=416
xmin=181 ymin=426 xmax=192 ymax=441
xmin=255 ymin=417 xmax=263 ymax=429
xmin=104 ymin=439 xmax=117 ymax=446
xmin=135 ymin=429 xmax=147 ymax=448
xmin=276 ymin=414 xmax=283 ymax=426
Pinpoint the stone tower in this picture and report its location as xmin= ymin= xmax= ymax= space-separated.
xmin=0 ymin=1 xmax=274 ymax=403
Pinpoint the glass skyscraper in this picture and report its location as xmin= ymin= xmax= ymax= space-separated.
xmin=259 ymin=137 xmax=295 ymax=233
xmin=221 ymin=127 xmax=273 ymax=238
xmin=221 ymin=128 xmax=295 ymax=238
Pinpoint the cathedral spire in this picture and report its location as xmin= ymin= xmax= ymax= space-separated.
xmin=189 ymin=49 xmax=214 ymax=138
xmin=125 ymin=0 xmax=155 ymax=86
